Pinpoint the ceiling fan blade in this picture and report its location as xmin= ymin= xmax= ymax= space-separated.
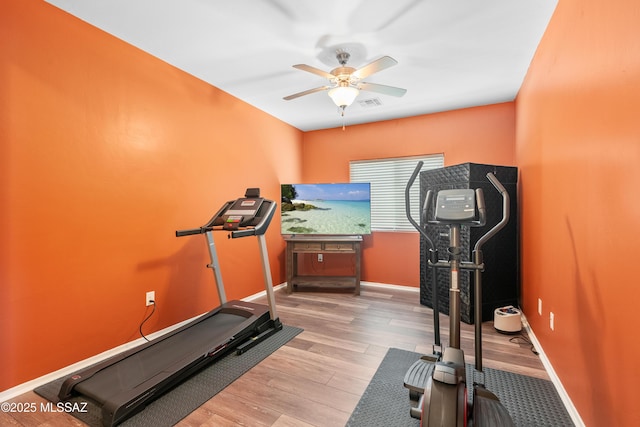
xmin=351 ymin=56 xmax=398 ymax=80
xmin=358 ymin=82 xmax=407 ymax=97
xmin=292 ymin=64 xmax=335 ymax=80
xmin=283 ymin=86 xmax=331 ymax=101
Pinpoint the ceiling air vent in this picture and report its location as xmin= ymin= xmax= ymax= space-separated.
xmin=357 ymin=97 xmax=383 ymax=108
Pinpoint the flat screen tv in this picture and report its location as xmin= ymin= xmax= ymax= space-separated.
xmin=280 ymin=183 xmax=371 ymax=235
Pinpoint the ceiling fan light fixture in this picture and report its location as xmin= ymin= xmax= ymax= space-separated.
xmin=328 ymin=86 xmax=359 ymax=108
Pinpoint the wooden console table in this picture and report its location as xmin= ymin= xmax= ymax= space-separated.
xmin=285 ymin=235 xmax=362 ymax=295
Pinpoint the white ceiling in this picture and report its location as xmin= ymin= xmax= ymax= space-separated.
xmin=45 ymin=0 xmax=557 ymax=132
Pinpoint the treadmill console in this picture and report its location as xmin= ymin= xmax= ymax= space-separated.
xmin=217 ymin=197 xmax=264 ymax=230
xmin=435 ymin=189 xmax=477 ymax=222
xmin=176 ymin=188 xmax=276 ymax=238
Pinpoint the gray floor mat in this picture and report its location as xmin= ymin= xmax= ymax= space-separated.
xmin=347 ymin=347 xmax=575 ymax=427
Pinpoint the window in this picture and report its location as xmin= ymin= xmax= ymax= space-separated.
xmin=350 ymin=154 xmax=444 ymax=231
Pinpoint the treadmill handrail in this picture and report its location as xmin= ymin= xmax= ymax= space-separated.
xmin=175 ymin=200 xmax=233 ymax=237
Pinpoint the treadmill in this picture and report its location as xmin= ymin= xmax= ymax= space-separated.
xmin=58 ymin=188 xmax=282 ymax=426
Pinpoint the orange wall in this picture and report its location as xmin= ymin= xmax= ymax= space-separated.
xmin=301 ymin=104 xmax=516 ymax=287
xmin=0 ymin=0 xmax=302 ymax=391
xmin=516 ymin=0 xmax=640 ymax=425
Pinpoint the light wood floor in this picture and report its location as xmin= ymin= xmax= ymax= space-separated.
xmin=2 ymin=284 xmax=547 ymax=427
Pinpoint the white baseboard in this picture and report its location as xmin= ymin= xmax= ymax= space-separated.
xmin=0 ymin=284 xmax=288 ymax=402
xmin=361 ymin=280 xmax=420 ymax=292
xmin=520 ymin=313 xmax=585 ymax=427
xmin=243 ymin=282 xmax=287 ymax=301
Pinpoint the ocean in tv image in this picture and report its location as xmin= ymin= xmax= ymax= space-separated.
xmin=281 ymin=183 xmax=371 ymax=235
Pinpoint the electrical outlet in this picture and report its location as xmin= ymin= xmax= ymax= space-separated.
xmin=317 ymin=253 xmax=323 ymax=262
xmin=146 ymin=291 xmax=155 ymax=306
xmin=538 ymin=298 xmax=542 ymax=315
xmin=550 ymin=312 xmax=555 ymax=330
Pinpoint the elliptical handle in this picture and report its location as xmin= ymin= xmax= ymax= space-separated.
xmin=405 ymin=162 xmax=435 ymax=250
xmin=475 ymin=188 xmax=487 ymax=227
xmin=422 ymin=190 xmax=433 ymax=226
xmin=487 ymin=172 xmax=508 ymax=195
xmin=474 ymin=172 xmax=510 ymax=252
xmin=473 ymin=172 xmax=510 ymax=373
xmin=404 ymin=161 xmax=422 ymax=227
xmin=404 ymin=161 xmax=423 ymax=233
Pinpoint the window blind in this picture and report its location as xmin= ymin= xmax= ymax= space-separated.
xmin=350 ymin=154 xmax=444 ymax=231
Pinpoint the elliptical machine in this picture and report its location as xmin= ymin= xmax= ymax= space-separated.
xmin=403 ymin=162 xmax=515 ymax=426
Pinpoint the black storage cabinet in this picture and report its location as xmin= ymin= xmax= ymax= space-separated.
xmin=419 ymin=163 xmax=519 ymax=323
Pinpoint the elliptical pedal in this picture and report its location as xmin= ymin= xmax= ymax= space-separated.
xmin=403 ymin=354 xmax=439 ymax=400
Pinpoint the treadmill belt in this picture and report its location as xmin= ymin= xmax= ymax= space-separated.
xmin=75 ymin=311 xmax=252 ymax=403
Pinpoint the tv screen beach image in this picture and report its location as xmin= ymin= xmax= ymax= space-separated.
xmin=280 ymin=183 xmax=371 ymax=235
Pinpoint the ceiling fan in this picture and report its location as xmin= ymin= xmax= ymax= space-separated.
xmin=283 ymin=51 xmax=407 ymax=115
